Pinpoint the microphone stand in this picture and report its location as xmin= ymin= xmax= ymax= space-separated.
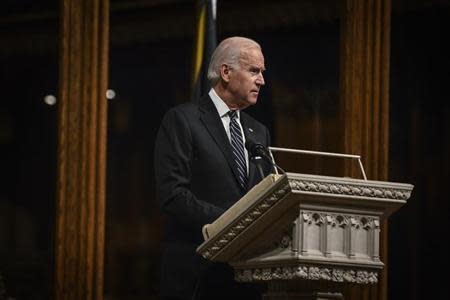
xmin=250 ymin=156 xmax=265 ymax=180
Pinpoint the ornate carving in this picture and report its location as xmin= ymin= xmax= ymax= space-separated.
xmin=302 ymin=211 xmax=331 ymax=226
xmin=356 ymin=270 xmax=378 ymax=284
xmin=312 ymin=213 xmax=325 ymax=225
xmin=325 ymin=214 xmax=350 ymax=228
xmin=295 ymin=266 xmax=308 ymax=279
xmin=361 ymin=217 xmax=372 ymax=230
xmin=302 ymin=212 xmax=312 ymax=224
xmin=332 ymin=268 xmax=344 ymax=282
xmin=289 ymin=179 xmax=411 ymax=200
xmin=309 ymin=267 xmax=321 ymax=280
xmin=373 ymin=219 xmax=380 ymax=229
xmin=305 ymin=212 xmax=358 ymax=229
xmin=235 ymin=265 xmax=379 ymax=284
xmin=342 ymin=270 xmax=356 ymax=282
xmin=345 ymin=215 xmax=377 ymax=230
xmin=280 ymin=234 xmax=291 ymax=248
xmin=202 ymin=183 xmax=291 ymax=259
xmin=350 ymin=217 xmax=359 ymax=229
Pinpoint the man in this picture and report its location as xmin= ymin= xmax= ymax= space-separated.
xmin=154 ymin=36 xmax=272 ymax=300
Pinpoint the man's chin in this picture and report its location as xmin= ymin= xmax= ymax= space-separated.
xmin=248 ymin=95 xmax=259 ymax=104
xmin=237 ymin=97 xmax=258 ymax=110
xmin=249 ymin=98 xmax=258 ymax=107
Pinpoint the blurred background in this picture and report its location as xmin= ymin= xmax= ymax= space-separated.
xmin=0 ymin=0 xmax=449 ymax=299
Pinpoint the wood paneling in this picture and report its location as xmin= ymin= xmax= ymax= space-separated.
xmin=55 ymin=0 xmax=109 ymax=299
xmin=339 ymin=0 xmax=391 ymax=299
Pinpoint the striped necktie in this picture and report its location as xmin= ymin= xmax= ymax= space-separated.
xmin=228 ymin=110 xmax=247 ymax=190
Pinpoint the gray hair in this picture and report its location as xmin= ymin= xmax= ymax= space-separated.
xmin=207 ymin=37 xmax=261 ymax=86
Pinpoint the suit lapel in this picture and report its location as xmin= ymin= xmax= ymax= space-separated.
xmin=198 ymin=96 xmax=243 ymax=190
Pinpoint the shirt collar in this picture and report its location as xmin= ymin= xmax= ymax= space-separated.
xmin=209 ymin=88 xmax=240 ymax=119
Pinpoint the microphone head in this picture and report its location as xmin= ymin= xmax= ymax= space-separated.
xmin=245 ymin=139 xmax=265 ymax=156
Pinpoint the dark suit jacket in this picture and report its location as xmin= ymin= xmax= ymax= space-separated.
xmin=154 ymin=95 xmax=271 ymax=299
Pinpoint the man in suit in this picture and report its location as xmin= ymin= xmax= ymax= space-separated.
xmin=154 ymin=36 xmax=272 ymax=300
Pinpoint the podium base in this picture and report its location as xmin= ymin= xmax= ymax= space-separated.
xmin=263 ymin=292 xmax=343 ymax=300
xmin=263 ymin=281 xmax=344 ymax=300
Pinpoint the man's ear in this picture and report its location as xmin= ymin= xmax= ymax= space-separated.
xmin=220 ymin=64 xmax=231 ymax=83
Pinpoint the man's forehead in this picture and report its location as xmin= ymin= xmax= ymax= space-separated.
xmin=239 ymin=59 xmax=265 ymax=69
xmin=239 ymin=49 xmax=265 ymax=66
xmin=240 ymin=47 xmax=263 ymax=58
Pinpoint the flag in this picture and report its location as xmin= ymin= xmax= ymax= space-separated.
xmin=191 ymin=0 xmax=217 ymax=102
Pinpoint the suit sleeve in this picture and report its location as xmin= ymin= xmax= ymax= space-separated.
xmin=154 ymin=108 xmax=225 ymax=230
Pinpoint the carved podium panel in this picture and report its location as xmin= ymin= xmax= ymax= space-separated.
xmin=197 ymin=172 xmax=413 ymax=299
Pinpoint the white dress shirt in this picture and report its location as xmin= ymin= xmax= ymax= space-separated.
xmin=208 ymin=88 xmax=249 ymax=175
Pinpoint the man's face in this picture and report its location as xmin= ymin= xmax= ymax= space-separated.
xmin=226 ymin=48 xmax=265 ymax=109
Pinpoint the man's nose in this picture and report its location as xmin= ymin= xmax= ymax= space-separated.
xmin=256 ymin=73 xmax=265 ymax=86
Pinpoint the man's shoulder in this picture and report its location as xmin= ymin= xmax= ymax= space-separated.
xmin=241 ymin=111 xmax=268 ymax=130
xmin=167 ymin=101 xmax=200 ymax=114
xmin=163 ymin=96 xmax=214 ymax=119
xmin=161 ymin=101 xmax=201 ymax=122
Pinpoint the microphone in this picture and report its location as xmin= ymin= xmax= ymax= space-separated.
xmin=245 ymin=139 xmax=274 ymax=166
xmin=245 ymin=139 xmax=286 ymax=175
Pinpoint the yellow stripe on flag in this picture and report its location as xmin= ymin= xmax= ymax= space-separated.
xmin=193 ymin=6 xmax=206 ymax=86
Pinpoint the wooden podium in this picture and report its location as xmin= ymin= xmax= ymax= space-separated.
xmin=197 ymin=170 xmax=413 ymax=299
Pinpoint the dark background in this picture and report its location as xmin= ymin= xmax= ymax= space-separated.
xmin=0 ymin=0 xmax=449 ymax=299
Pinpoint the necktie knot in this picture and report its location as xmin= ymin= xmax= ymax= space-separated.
xmin=228 ymin=110 xmax=238 ymax=120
